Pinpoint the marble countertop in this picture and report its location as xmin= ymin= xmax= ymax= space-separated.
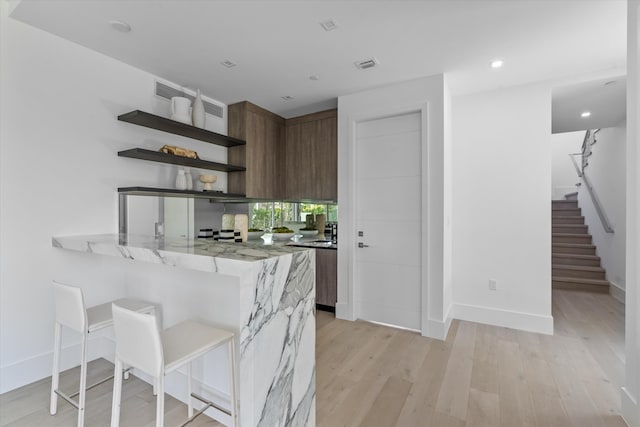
xmin=52 ymin=234 xmax=314 ymax=273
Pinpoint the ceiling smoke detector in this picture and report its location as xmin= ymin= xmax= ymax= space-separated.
xmin=354 ymin=57 xmax=379 ymax=70
xmin=220 ymin=60 xmax=237 ymax=68
xmin=320 ymin=19 xmax=339 ymax=31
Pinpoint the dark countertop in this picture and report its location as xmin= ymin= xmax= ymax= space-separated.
xmin=286 ymin=237 xmax=337 ymax=250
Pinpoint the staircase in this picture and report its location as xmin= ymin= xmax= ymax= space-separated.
xmin=552 ymin=199 xmax=610 ymax=293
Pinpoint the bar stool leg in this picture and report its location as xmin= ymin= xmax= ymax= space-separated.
xmin=50 ymin=322 xmax=62 ymax=415
xmin=156 ymin=377 xmax=164 ymax=427
xmin=77 ymin=333 xmax=88 ymax=427
xmin=187 ymin=362 xmax=193 ymax=418
xmin=110 ymin=358 xmax=123 ymax=427
xmin=229 ymin=338 xmax=238 ymax=427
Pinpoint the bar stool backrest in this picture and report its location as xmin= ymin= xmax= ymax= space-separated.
xmin=52 ymin=281 xmax=87 ymax=333
xmin=111 ymin=303 xmax=164 ymax=378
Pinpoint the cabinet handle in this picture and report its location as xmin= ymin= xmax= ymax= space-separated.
xmin=358 ymin=242 xmax=369 ymax=248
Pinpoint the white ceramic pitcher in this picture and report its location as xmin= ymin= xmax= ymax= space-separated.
xmin=170 ymin=96 xmax=192 ymax=124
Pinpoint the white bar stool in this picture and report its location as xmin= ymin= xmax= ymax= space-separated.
xmin=110 ymin=303 xmax=238 ymax=427
xmin=50 ymin=281 xmax=157 ymax=427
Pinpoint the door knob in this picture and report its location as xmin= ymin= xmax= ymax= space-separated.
xmin=358 ymin=242 xmax=369 ymax=248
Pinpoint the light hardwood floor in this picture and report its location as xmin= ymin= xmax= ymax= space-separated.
xmin=0 ymin=289 xmax=626 ymax=426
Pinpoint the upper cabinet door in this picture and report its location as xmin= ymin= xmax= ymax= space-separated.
xmin=227 ymin=102 xmax=285 ymax=199
xmin=285 ymin=109 xmax=337 ymax=202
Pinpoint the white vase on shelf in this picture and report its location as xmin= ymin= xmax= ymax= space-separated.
xmin=184 ymin=167 xmax=193 ymax=190
xmin=192 ymin=89 xmax=206 ymax=129
xmin=175 ymin=168 xmax=187 ymax=190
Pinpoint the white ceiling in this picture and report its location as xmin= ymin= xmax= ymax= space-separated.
xmin=552 ymin=76 xmax=627 ymax=134
xmin=10 ymin=0 xmax=627 ymax=119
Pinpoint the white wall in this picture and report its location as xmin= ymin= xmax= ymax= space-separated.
xmin=551 ymin=131 xmax=583 ymax=200
xmin=623 ymin=1 xmax=640 ymax=425
xmin=452 ymin=82 xmax=554 ymax=335
xmin=0 ymin=8 xmax=229 ymax=392
xmin=576 ymin=123 xmax=627 ymax=301
xmin=337 ymin=74 xmax=452 ymax=340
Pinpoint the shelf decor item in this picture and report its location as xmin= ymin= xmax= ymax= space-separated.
xmin=315 ymin=214 xmax=326 ymax=236
xmin=170 ymin=96 xmax=192 ymax=125
xmin=184 ymin=167 xmax=193 ymax=190
xmin=159 ymin=145 xmax=199 ymax=159
xmin=192 ymin=89 xmax=206 ymax=129
xmin=234 ymin=214 xmax=249 ymax=242
xmin=175 ymin=168 xmax=187 ymax=190
xmin=222 ymin=214 xmax=235 ymax=231
xmin=199 ymin=174 xmax=217 ymax=191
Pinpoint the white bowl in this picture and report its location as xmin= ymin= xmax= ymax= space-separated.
xmin=247 ymin=231 xmax=264 ymax=240
xmin=272 ymin=232 xmax=294 ymax=241
xmin=299 ymin=229 xmax=318 ymax=237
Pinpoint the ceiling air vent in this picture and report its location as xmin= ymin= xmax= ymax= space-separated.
xmin=155 ymin=81 xmax=224 ymax=118
xmin=354 ymin=57 xmax=379 ymax=70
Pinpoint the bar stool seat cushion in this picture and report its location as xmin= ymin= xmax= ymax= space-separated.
xmin=162 ymin=321 xmax=235 ymax=374
xmin=87 ymin=299 xmax=156 ymax=332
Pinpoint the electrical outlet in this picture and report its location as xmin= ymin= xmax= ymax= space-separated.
xmin=488 ymin=279 xmax=497 ymax=291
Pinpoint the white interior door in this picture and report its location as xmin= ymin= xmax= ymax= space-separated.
xmin=355 ymin=111 xmax=422 ymax=330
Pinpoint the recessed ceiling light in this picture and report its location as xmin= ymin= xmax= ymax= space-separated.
xmin=355 ymin=57 xmax=379 ymax=70
xmin=581 ymin=111 xmax=592 ymax=118
xmin=490 ymin=59 xmax=504 ymax=69
xmin=282 ymin=96 xmax=295 ymax=101
xmin=320 ymin=19 xmax=339 ymax=31
xmin=309 ymin=75 xmax=320 ymax=81
xmin=220 ymin=60 xmax=237 ymax=68
xmin=109 ymin=20 xmax=131 ymax=33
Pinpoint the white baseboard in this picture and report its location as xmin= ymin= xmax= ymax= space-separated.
xmin=622 ymin=386 xmax=639 ymax=427
xmin=423 ymin=304 xmax=453 ymax=340
xmin=609 ymin=281 xmax=626 ymax=304
xmin=335 ymin=302 xmax=355 ymax=321
xmin=452 ymin=303 xmax=554 ymax=335
xmin=424 ymin=316 xmax=453 ymax=340
xmin=0 ymin=335 xmax=109 ymax=394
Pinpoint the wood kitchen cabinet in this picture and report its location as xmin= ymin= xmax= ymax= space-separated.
xmin=285 ymin=109 xmax=337 ymax=202
xmin=315 ymin=248 xmax=337 ymax=310
xmin=227 ymin=101 xmax=285 ymax=199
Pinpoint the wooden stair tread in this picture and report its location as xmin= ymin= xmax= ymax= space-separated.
xmin=552 ymin=264 xmax=605 ymax=272
xmin=552 ymin=276 xmax=610 ymax=286
xmin=553 ymin=243 xmax=596 ymax=248
xmin=552 ymin=253 xmax=600 ymax=260
xmin=552 ymin=232 xmax=592 ymax=237
xmin=551 ymin=216 xmax=584 ymax=219
xmin=552 ymin=203 xmax=579 ymax=206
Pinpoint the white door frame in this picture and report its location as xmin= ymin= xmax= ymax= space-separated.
xmin=346 ymin=102 xmax=430 ymax=335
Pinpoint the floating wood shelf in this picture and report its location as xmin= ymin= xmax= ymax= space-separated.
xmin=118 ymin=148 xmax=245 ymax=173
xmin=118 ymin=110 xmax=246 ymax=147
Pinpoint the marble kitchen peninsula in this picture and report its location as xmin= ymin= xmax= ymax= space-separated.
xmin=52 ymin=234 xmax=316 ymax=427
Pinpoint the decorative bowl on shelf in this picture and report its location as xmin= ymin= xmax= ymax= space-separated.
xmin=199 ymin=174 xmax=217 ymax=190
xmin=272 ymin=232 xmax=294 ymax=241
xmin=247 ymin=230 xmax=264 ymax=240
xmin=299 ymin=229 xmax=318 ymax=237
